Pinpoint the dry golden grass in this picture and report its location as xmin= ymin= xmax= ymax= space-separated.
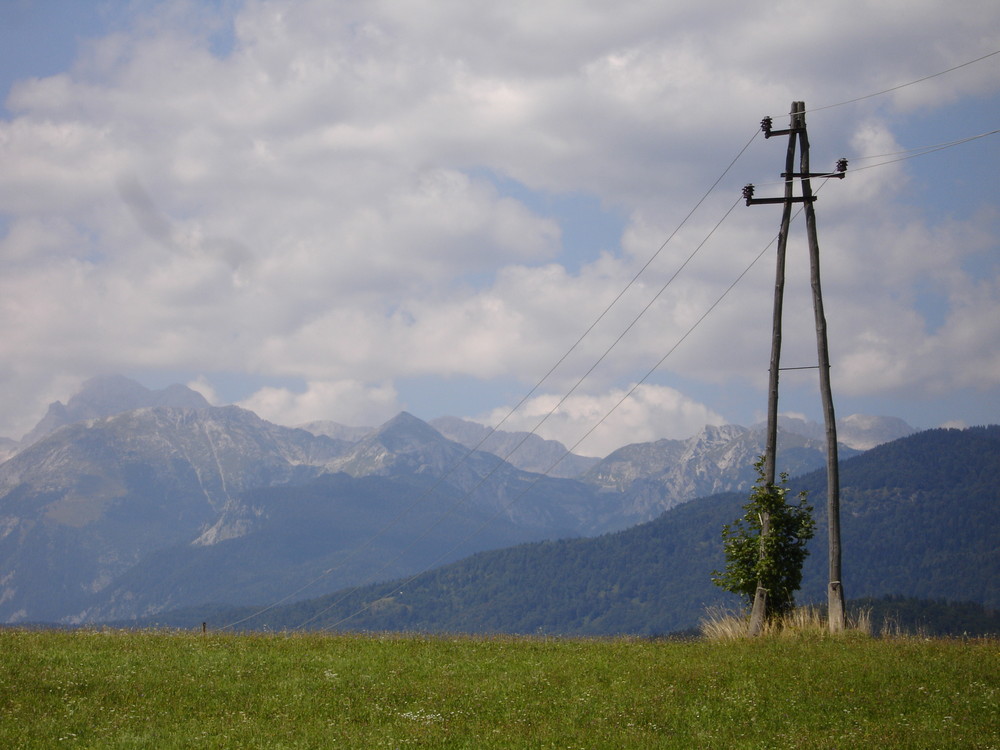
xmin=699 ymin=604 xmax=874 ymax=640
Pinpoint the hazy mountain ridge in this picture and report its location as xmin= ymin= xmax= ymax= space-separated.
xmin=580 ymin=423 xmax=862 ymax=526
xmin=206 ymin=412 xmax=616 ymax=550
xmin=19 ymin=375 xmax=212 ymax=447
xmin=0 ymin=399 xmax=614 ymax=623
xmin=0 ymin=405 xmax=349 ymax=507
xmin=430 ymin=416 xmax=601 ymax=478
xmin=174 ymin=426 xmax=998 ymax=636
xmin=0 ymin=404 xmax=352 ymax=622
xmin=769 ymin=414 xmax=915 ymax=450
xmin=0 ymin=376 xmax=919 ymax=624
xmin=0 ymin=437 xmax=19 ymax=464
xmin=296 ymin=420 xmax=375 ymax=443
xmin=70 ymin=470 xmax=580 ymax=624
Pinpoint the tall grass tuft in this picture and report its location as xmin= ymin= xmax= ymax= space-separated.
xmin=699 ymin=604 xmax=874 ymax=640
xmin=698 ymin=606 xmax=749 ymax=640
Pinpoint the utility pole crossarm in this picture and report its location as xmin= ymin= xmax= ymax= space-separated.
xmin=783 ymin=158 xmax=849 ymax=180
xmin=743 ymin=159 xmax=847 ymax=205
xmin=760 ymin=116 xmax=800 ymax=138
xmin=743 ymin=188 xmax=815 ymax=206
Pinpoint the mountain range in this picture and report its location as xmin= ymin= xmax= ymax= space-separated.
xmin=0 ymin=375 xmax=917 ymax=625
xmin=148 ymin=425 xmax=1000 ymax=636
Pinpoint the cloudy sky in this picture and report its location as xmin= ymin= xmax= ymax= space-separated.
xmin=1 ymin=0 xmax=998 ymax=456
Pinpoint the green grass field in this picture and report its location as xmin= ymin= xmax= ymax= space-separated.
xmin=2 ymin=628 xmax=997 ymax=748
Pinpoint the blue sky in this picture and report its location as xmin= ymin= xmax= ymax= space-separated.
xmin=1 ymin=0 xmax=998 ymax=456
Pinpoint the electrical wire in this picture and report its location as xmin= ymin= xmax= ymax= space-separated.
xmin=222 ymin=48 xmax=998 ymax=632
xmin=848 ymin=128 xmax=1000 ymax=171
xmin=483 ymin=126 xmax=760 ymax=444
xmin=852 ymin=129 xmax=1000 ymax=161
xmin=313 ymin=196 xmax=800 ymax=632
xmin=313 ymin=102 xmax=1000 ymax=630
xmin=292 ymin=194 xmax=745 ymax=630
xmin=739 ymin=127 xmax=1000 ymax=196
xmin=219 ymin=128 xmax=763 ymax=630
xmin=801 ymin=49 xmax=1000 ymax=115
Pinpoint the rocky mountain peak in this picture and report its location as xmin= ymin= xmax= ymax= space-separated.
xmin=838 ymin=414 xmax=915 ymax=450
xmin=21 ymin=375 xmax=210 ymax=446
xmin=325 ymin=412 xmax=457 ymax=477
xmin=688 ymin=423 xmax=748 ymax=449
xmin=430 ymin=416 xmax=601 ymax=479
xmin=375 ymin=411 xmax=442 ymax=444
xmin=297 ymin=420 xmax=373 ymax=442
xmin=767 ymin=414 xmax=915 ymax=450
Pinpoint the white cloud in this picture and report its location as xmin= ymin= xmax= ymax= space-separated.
xmin=0 ymin=0 xmax=998 ymax=441
xmin=480 ymin=383 xmax=727 ymax=458
xmin=238 ymin=379 xmax=400 ymax=429
xmin=186 ymin=375 xmax=221 ymax=405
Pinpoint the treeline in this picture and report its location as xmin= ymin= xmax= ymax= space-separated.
xmin=130 ymin=595 xmax=1000 ymax=639
xmin=851 ymin=596 xmax=1000 ymax=637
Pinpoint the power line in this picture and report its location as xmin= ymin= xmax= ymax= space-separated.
xmin=221 ymin=129 xmax=763 ymax=631
xmin=314 ymin=196 xmax=804 ymax=632
xmin=853 ymin=128 xmax=1000 ymax=161
xmin=848 ymin=128 xmax=1000 ymax=171
xmin=226 ymin=54 xmax=999 ymax=632
xmin=311 ymin=167 xmax=837 ymax=631
xmin=238 ymin=119 xmax=996 ymax=630
xmin=314 ymin=184 xmax=834 ymax=633
xmin=295 ymin=195 xmax=746 ymax=630
xmin=485 ymin=127 xmax=760 ymax=445
xmin=802 ymin=49 xmax=1000 ymax=114
xmin=739 ymin=127 xmax=1000 ymax=194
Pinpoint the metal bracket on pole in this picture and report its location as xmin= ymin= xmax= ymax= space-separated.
xmin=760 ymin=116 xmax=801 ymax=139
xmin=782 ymin=158 xmax=849 ymax=180
xmin=742 ymin=184 xmax=815 ymax=207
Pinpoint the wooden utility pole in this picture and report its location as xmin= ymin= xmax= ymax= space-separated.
xmin=798 ymin=112 xmax=846 ymax=632
xmin=744 ymin=101 xmax=846 ymax=634
xmin=745 ymin=103 xmax=801 ymax=637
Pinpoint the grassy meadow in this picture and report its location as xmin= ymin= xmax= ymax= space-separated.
xmin=1 ymin=627 xmax=997 ymax=749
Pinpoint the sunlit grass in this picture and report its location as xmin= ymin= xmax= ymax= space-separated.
xmin=1 ymin=627 xmax=997 ymax=748
xmin=699 ymin=604 xmax=874 ymax=640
